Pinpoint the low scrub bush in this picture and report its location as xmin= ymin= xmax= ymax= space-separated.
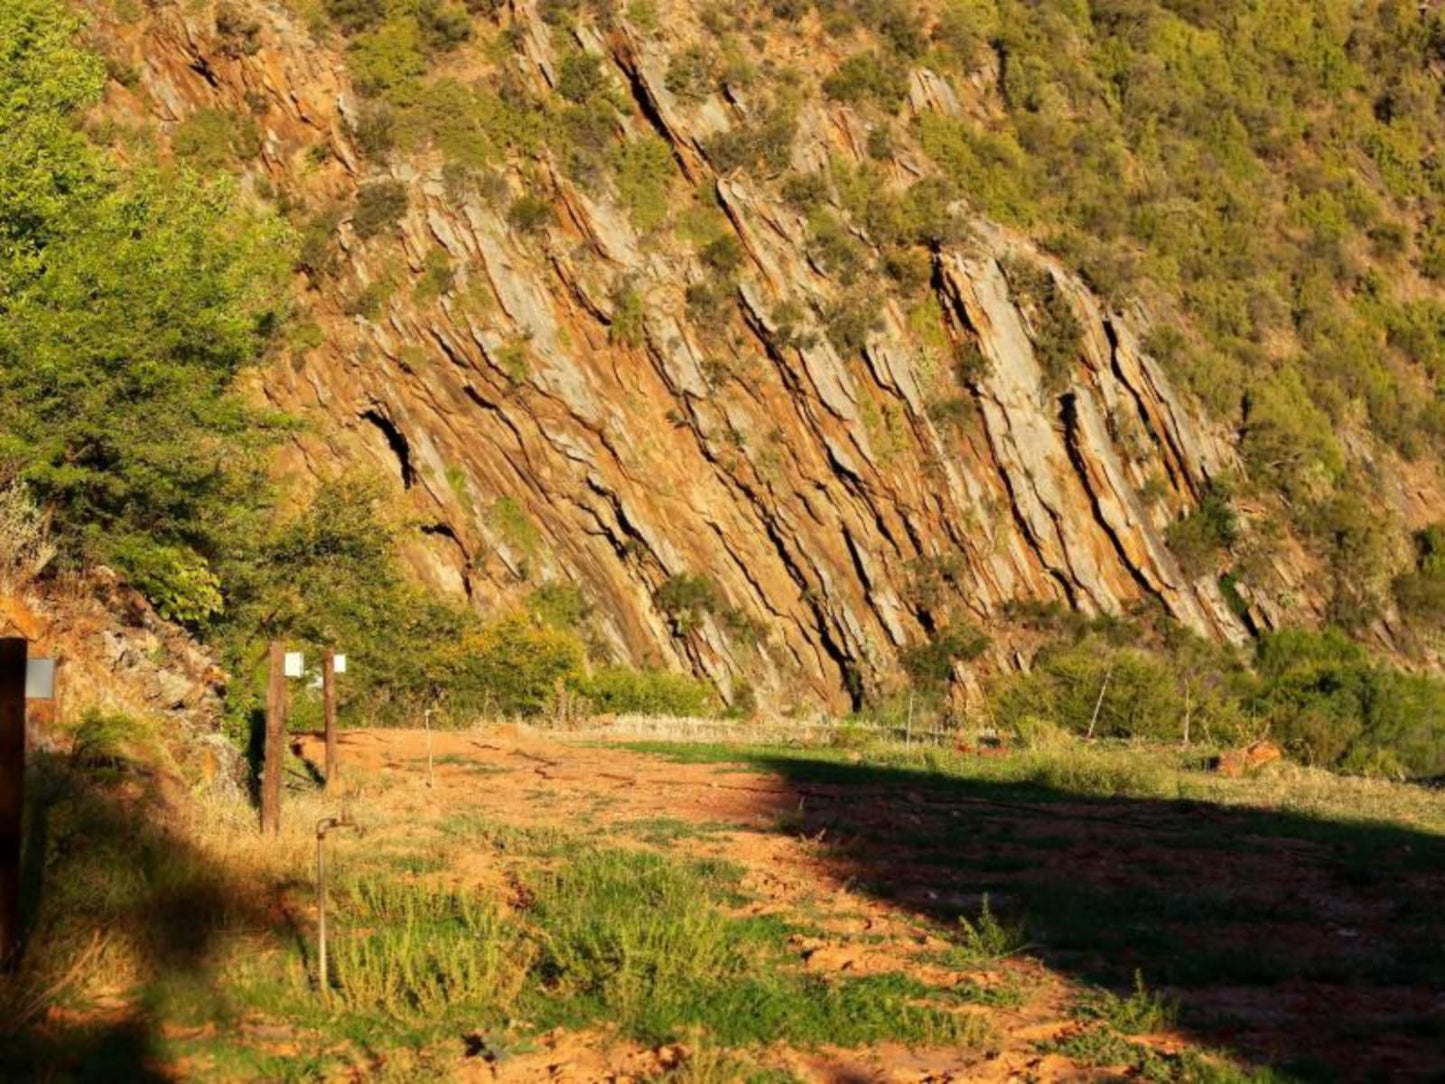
xmin=822 ymin=51 xmax=909 ymax=110
xmin=991 ymin=622 xmax=1445 ymax=781
xmin=352 ymin=180 xmax=408 ymax=239
xmin=577 ymin=665 xmax=716 ymax=716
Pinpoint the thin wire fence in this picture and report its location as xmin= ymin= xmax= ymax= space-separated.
xmin=548 ymin=713 xmax=962 ymax=748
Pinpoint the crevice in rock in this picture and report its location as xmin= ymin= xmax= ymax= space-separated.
xmin=360 ymin=407 xmax=416 ymax=489
xmin=610 ymin=42 xmax=697 ymax=181
xmin=189 ymin=56 xmax=220 ymax=88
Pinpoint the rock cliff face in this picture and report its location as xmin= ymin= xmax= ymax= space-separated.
xmin=92 ymin=0 xmax=1270 ymax=710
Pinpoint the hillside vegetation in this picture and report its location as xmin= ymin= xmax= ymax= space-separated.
xmin=5 ymin=0 xmax=1445 ymax=777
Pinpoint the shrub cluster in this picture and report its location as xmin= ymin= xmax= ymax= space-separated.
xmin=987 ymin=624 xmax=1445 ymax=780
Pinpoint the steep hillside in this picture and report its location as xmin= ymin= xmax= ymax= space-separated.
xmin=34 ymin=0 xmax=1445 ymax=716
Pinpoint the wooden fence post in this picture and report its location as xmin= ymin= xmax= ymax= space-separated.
xmin=261 ymin=641 xmax=285 ymax=834
xmin=0 ymin=638 xmax=27 ymax=965
xmin=323 ymin=648 xmax=338 ymax=791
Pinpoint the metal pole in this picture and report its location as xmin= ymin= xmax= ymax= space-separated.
xmin=316 ymin=813 xmax=355 ymax=999
xmin=1086 ymin=662 xmax=1114 ymax=741
xmin=423 ymin=707 xmax=435 ymax=789
xmin=0 ymin=639 xmax=25 ymax=967
xmin=317 ymin=822 xmax=328 ymax=996
xmin=323 ymin=649 xmax=338 ymax=791
xmin=261 ymin=641 xmax=285 ymax=834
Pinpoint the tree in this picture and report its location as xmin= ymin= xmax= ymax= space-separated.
xmin=0 ymin=0 xmax=291 ymax=622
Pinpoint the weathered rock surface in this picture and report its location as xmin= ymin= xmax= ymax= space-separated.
xmin=95 ymin=0 xmax=1270 ymax=710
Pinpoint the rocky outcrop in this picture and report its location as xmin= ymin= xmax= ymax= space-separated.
xmin=94 ymin=0 xmax=1261 ymax=710
xmin=3 ymin=569 xmax=224 ymax=734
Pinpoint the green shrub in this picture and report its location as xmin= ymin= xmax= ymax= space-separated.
xmin=576 ymin=665 xmax=716 ymax=716
xmin=417 ymin=0 xmax=472 ymax=50
xmin=1251 ymin=627 xmax=1445 ymax=778
xmin=665 ymin=45 xmax=715 ymax=100
xmin=807 ymin=209 xmax=867 ymax=284
xmin=348 ymin=103 xmax=395 ymax=159
xmin=900 ymin=621 xmax=990 ymax=691
xmin=0 ymin=1 xmax=291 ymax=625
xmin=1165 ymin=484 xmax=1239 ymax=577
xmin=1394 ymin=523 xmax=1445 ymax=626
xmin=352 ymin=180 xmax=408 ymax=238
xmin=822 ymin=292 xmax=881 ymax=355
xmin=413 ymin=246 xmax=455 ymax=301
xmin=215 ymin=3 xmax=262 ymax=57
xmin=173 ymin=108 xmax=260 ymax=170
xmin=444 ymin=613 xmax=585 ymax=715
xmin=347 ymin=16 xmax=428 ymax=101
xmin=557 ymin=52 xmax=606 ymax=103
xmin=700 ymin=233 xmax=744 ymax=276
xmin=822 ymin=51 xmax=909 ymax=110
xmin=611 ymin=134 xmax=673 ymax=230
xmin=296 ymin=206 xmax=343 ymax=275
xmin=655 ymin=573 xmax=721 ymax=634
xmin=325 ymin=0 xmax=386 ymax=35
xmin=780 ymin=170 xmax=829 ymax=211
xmin=527 ymin=582 xmax=592 ymax=629
xmin=989 ymin=637 xmax=1236 ymax=744
xmin=508 ymin=193 xmax=553 ymax=233
xmin=703 ymin=101 xmax=797 ymax=175
xmin=609 ymin=281 xmax=646 ymax=346
xmin=1003 ymin=259 xmax=1081 ymax=395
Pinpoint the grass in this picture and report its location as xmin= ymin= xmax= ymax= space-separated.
xmin=615 ymin=738 xmax=1445 ymax=837
xmin=12 ymin=730 xmax=1444 ymax=1080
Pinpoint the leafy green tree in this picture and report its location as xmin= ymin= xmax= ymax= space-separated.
xmin=0 ymin=0 xmax=291 ymax=622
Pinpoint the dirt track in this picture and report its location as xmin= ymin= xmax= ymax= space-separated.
xmin=292 ymin=728 xmax=1445 ymax=1082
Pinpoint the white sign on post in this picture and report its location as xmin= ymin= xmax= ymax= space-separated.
xmin=25 ymin=658 xmax=56 ymax=700
xmin=333 ymin=654 xmax=347 ymax=674
xmin=284 ymin=651 xmax=305 ymax=679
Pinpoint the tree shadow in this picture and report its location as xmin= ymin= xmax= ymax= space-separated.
xmin=746 ymin=754 xmax=1445 ymax=1082
xmin=0 ymin=750 xmax=281 ymax=1081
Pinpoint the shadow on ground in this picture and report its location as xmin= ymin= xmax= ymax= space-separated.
xmin=744 ymin=754 xmax=1445 ymax=1081
xmin=0 ymin=751 xmax=279 ymax=1082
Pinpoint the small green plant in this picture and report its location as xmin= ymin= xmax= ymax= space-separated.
xmin=1074 ymin=971 xmax=1177 ymax=1035
xmin=486 ymin=495 xmax=541 ymax=556
xmin=486 ymin=336 xmax=527 ymax=386
xmin=952 ymin=895 xmax=1028 ymax=962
